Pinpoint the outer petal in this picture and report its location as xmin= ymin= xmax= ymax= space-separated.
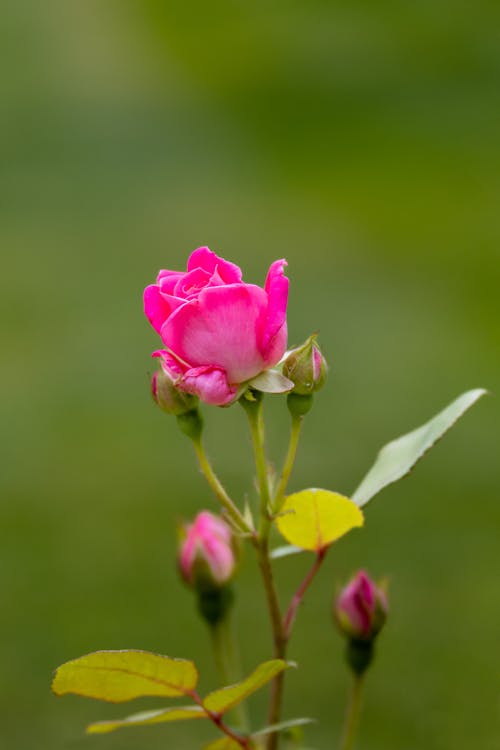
xmin=162 ymin=284 xmax=268 ymax=384
xmin=259 ymin=259 xmax=289 ymax=362
xmin=177 ymin=366 xmax=237 ymax=406
xmin=152 ymin=349 xmax=187 ymax=377
xmin=144 ymin=285 xmax=172 ymax=334
xmin=187 ymin=246 xmax=242 ymax=284
xmin=157 ymin=270 xmax=184 ymax=287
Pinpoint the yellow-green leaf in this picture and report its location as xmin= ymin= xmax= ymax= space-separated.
xmin=204 ymin=738 xmax=243 ymax=750
xmin=87 ymin=705 xmax=207 ymax=734
xmin=203 ymin=660 xmax=292 ymax=714
xmin=52 ymin=650 xmax=198 ymax=703
xmin=276 ymin=489 xmax=364 ymax=551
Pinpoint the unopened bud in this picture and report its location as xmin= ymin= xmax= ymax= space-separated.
xmin=151 ymin=369 xmax=198 ymax=416
xmin=282 ymin=335 xmax=328 ymax=395
xmin=179 ymin=511 xmax=237 ymax=590
xmin=334 ymin=571 xmax=388 ymax=675
xmin=335 ymin=570 xmax=388 ymax=642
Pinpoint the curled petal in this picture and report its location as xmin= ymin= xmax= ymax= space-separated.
xmin=152 ymin=349 xmax=187 ymax=377
xmin=156 ymin=270 xmax=184 ymax=287
xmin=259 ymin=259 xmax=289 ymax=362
xmin=177 ymin=366 xmax=237 ymax=406
xmin=144 ymin=285 xmax=173 ymax=335
xmin=187 ymin=246 xmax=242 ymax=284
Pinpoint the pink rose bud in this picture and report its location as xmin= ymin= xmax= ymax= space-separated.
xmin=335 ymin=570 xmax=388 ymax=641
xmin=282 ymin=335 xmax=328 ymax=395
xmin=151 ymin=369 xmax=198 ymax=416
xmin=179 ymin=511 xmax=237 ymax=591
xmin=144 ymin=247 xmax=289 ymax=406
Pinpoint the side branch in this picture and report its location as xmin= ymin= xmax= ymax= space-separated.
xmin=283 ymin=547 xmax=328 ymax=642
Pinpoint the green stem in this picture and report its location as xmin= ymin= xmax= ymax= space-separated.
xmin=191 ymin=437 xmax=250 ymax=534
xmin=210 ymin=614 xmax=249 ymax=730
xmin=241 ymin=395 xmax=272 ymax=535
xmin=339 ymin=674 xmax=365 ymax=750
xmin=241 ymin=395 xmax=286 ymax=750
xmin=272 ymin=415 xmax=303 ymax=513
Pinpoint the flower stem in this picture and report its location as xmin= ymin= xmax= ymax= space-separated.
xmin=191 ymin=437 xmax=250 ymax=534
xmin=282 ymin=548 xmax=327 ymax=641
xmin=272 ymin=415 xmax=303 ymax=513
xmin=241 ymin=395 xmax=272 ymax=534
xmin=241 ymin=395 xmax=286 ymax=750
xmin=210 ymin=613 xmax=249 ymax=730
xmin=339 ymin=674 xmax=365 ymax=750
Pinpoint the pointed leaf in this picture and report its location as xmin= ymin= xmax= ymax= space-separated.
xmin=252 ymin=718 xmax=315 ymax=737
xmin=203 ymin=660 xmax=292 ymax=714
xmin=270 ymin=545 xmax=303 ymax=560
xmin=352 ymin=388 xmax=487 ymax=507
xmin=249 ymin=370 xmax=294 ymax=394
xmin=276 ymin=489 xmax=364 ymax=551
xmin=87 ymin=705 xmax=207 ymax=734
xmin=52 ymin=650 xmax=198 ymax=703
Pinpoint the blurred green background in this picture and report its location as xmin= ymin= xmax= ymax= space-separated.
xmin=1 ymin=1 xmax=499 ymax=748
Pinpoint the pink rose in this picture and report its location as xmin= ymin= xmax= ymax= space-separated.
xmin=179 ymin=511 xmax=236 ymax=588
xmin=335 ymin=570 xmax=388 ymax=640
xmin=144 ymin=247 xmax=289 ymax=406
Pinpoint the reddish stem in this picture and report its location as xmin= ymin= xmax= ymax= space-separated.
xmin=189 ymin=691 xmax=252 ymax=749
xmin=282 ymin=547 xmax=328 ymax=641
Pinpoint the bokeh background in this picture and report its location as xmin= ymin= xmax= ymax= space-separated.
xmin=1 ymin=2 xmax=499 ymax=749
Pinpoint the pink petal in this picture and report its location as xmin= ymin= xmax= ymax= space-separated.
xmin=177 ymin=365 xmax=237 ymax=406
xmin=156 ymin=270 xmax=184 ymax=286
xmin=162 ymin=284 xmax=268 ymax=384
xmin=152 ymin=349 xmax=187 ymax=377
xmin=174 ymin=266 xmax=227 ymax=300
xmin=187 ymin=246 xmax=242 ymax=284
xmin=259 ymin=259 xmax=289 ymax=363
xmin=144 ymin=285 xmax=173 ymax=335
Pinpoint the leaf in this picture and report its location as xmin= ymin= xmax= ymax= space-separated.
xmin=252 ymin=717 xmax=315 ymax=737
xmin=203 ymin=660 xmax=292 ymax=714
xmin=52 ymin=650 xmax=198 ymax=703
xmin=248 ymin=370 xmax=294 ymax=394
xmin=270 ymin=545 xmax=303 ymax=560
xmin=87 ymin=705 xmax=207 ymax=734
xmin=352 ymin=388 xmax=487 ymax=508
xmin=276 ymin=489 xmax=364 ymax=551
xmin=204 ymin=738 xmax=243 ymax=750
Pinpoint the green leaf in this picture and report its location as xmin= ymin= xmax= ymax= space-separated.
xmin=270 ymin=544 xmax=303 ymax=560
xmin=203 ymin=660 xmax=292 ymax=714
xmin=248 ymin=370 xmax=294 ymax=394
xmin=275 ymin=489 xmax=364 ymax=551
xmin=352 ymin=388 xmax=487 ymax=508
xmin=87 ymin=705 xmax=207 ymax=734
xmin=52 ymin=650 xmax=198 ymax=703
xmin=204 ymin=738 xmax=242 ymax=750
xmin=252 ymin=717 xmax=315 ymax=737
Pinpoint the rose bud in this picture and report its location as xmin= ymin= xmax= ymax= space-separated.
xmin=144 ymin=247 xmax=289 ymax=406
xmin=179 ymin=511 xmax=237 ymax=590
xmin=335 ymin=570 xmax=388 ymax=641
xmin=179 ymin=511 xmax=238 ymax=625
xmin=335 ymin=571 xmax=388 ymax=675
xmin=151 ymin=369 xmax=198 ymax=416
xmin=282 ymin=335 xmax=328 ymax=396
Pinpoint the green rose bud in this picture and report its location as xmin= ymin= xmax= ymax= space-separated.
xmin=151 ymin=369 xmax=198 ymax=416
xmin=282 ymin=335 xmax=328 ymax=395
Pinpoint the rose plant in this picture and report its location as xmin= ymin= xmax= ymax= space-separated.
xmin=52 ymin=247 xmax=486 ymax=750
